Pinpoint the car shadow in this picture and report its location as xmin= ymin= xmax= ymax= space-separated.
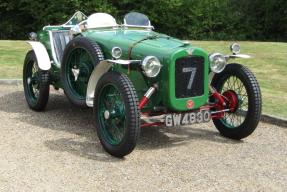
xmin=0 ymin=89 xmax=241 ymax=161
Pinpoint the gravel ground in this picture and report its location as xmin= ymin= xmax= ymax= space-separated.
xmin=0 ymin=85 xmax=286 ymax=192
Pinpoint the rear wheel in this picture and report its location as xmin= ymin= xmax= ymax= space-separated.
xmin=93 ymin=72 xmax=140 ymax=157
xmin=61 ymin=37 xmax=104 ymax=107
xmin=211 ymin=63 xmax=262 ymax=140
xmin=23 ymin=50 xmax=50 ymax=111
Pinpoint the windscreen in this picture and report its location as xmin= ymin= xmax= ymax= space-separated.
xmin=65 ymin=11 xmax=88 ymax=26
xmin=124 ymin=12 xmax=150 ymax=26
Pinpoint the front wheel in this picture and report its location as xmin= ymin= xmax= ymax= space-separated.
xmin=211 ymin=63 xmax=262 ymax=140
xmin=93 ymin=72 xmax=140 ymax=157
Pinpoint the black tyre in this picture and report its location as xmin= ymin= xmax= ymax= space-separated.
xmin=61 ymin=37 xmax=104 ymax=107
xmin=93 ymin=72 xmax=140 ymax=157
xmin=211 ymin=63 xmax=262 ymax=140
xmin=23 ymin=50 xmax=50 ymax=111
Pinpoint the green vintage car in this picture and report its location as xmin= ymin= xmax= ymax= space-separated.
xmin=23 ymin=11 xmax=262 ymax=157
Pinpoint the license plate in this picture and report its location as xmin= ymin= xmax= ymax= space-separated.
xmin=165 ymin=110 xmax=211 ymax=127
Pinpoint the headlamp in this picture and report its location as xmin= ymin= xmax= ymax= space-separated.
xmin=209 ymin=53 xmax=227 ymax=73
xmin=111 ymin=47 xmax=122 ymax=59
xmin=230 ymin=43 xmax=240 ymax=55
xmin=141 ymin=56 xmax=162 ymax=77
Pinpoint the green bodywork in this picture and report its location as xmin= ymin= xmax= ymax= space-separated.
xmin=37 ymin=27 xmax=210 ymax=112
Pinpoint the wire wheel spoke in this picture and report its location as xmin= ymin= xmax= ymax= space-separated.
xmin=99 ymin=84 xmax=126 ymax=145
xmin=67 ymin=48 xmax=93 ymax=98
xmin=220 ymin=76 xmax=248 ymax=128
xmin=27 ymin=61 xmax=41 ymax=100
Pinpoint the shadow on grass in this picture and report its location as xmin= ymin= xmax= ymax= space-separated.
xmin=0 ymin=89 xmax=241 ymax=161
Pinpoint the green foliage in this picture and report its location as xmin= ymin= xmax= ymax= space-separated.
xmin=0 ymin=0 xmax=286 ymax=41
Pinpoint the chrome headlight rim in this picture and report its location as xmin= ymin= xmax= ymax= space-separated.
xmin=209 ymin=53 xmax=227 ymax=73
xmin=111 ymin=47 xmax=122 ymax=59
xmin=141 ymin=56 xmax=162 ymax=78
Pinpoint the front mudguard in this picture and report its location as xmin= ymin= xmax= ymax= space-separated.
xmin=86 ymin=61 xmax=112 ymax=107
xmin=86 ymin=59 xmax=141 ymax=107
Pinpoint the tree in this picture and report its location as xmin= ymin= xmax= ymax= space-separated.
xmin=0 ymin=0 xmax=286 ymax=41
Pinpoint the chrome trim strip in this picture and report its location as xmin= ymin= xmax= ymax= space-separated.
xmin=107 ymin=59 xmax=141 ymax=65
xmin=226 ymin=54 xmax=251 ymax=59
xmin=122 ymin=24 xmax=154 ymax=30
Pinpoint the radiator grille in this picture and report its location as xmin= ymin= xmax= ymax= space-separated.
xmin=175 ymin=56 xmax=204 ymax=98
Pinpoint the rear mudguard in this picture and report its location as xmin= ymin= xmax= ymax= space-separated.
xmin=26 ymin=41 xmax=51 ymax=70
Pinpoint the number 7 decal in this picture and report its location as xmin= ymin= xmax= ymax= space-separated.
xmin=182 ymin=67 xmax=197 ymax=90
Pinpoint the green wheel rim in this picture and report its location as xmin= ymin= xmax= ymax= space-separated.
xmin=98 ymin=84 xmax=126 ymax=145
xmin=26 ymin=60 xmax=40 ymax=104
xmin=65 ymin=47 xmax=94 ymax=98
xmin=219 ymin=76 xmax=248 ymax=128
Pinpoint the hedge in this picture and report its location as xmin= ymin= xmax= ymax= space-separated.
xmin=0 ymin=0 xmax=286 ymax=41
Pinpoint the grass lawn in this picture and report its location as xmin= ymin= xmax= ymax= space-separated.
xmin=0 ymin=40 xmax=286 ymax=118
xmin=0 ymin=40 xmax=29 ymax=79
